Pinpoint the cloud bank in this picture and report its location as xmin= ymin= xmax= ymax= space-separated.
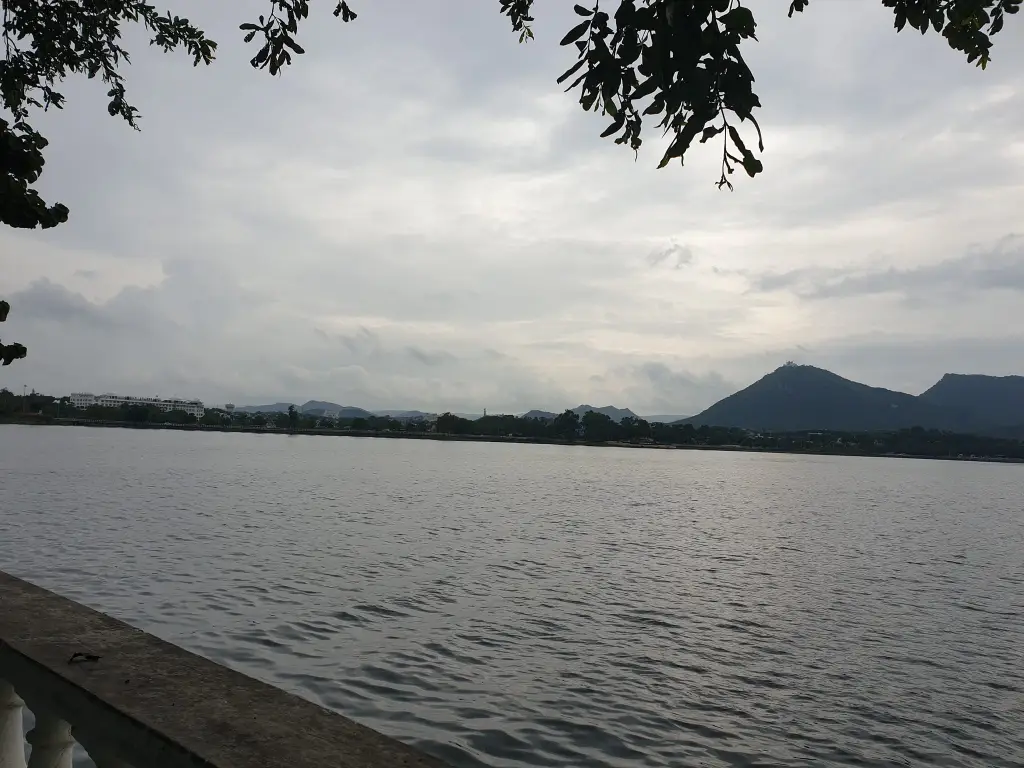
xmin=2 ymin=1 xmax=1022 ymax=414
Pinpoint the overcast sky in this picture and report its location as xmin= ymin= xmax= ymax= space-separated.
xmin=2 ymin=1 xmax=1022 ymax=416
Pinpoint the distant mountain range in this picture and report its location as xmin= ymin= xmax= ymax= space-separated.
xmin=234 ymin=400 xmax=374 ymax=419
xmin=372 ymin=409 xmax=436 ymax=419
xmin=680 ymin=364 xmax=1024 ymax=436
xmin=234 ymin=367 xmax=1024 ymax=437
xmin=573 ymin=404 xmax=639 ymax=423
xmin=233 ymin=402 xmax=294 ymax=414
xmin=238 ymin=402 xmax=641 ymax=423
xmin=519 ymin=405 xmax=639 ymax=423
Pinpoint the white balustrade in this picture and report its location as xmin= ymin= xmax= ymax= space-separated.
xmin=1 ymin=570 xmax=447 ymax=768
xmin=0 ymin=681 xmax=26 ymax=768
xmin=25 ymin=714 xmax=74 ymax=768
xmin=0 ymin=681 xmax=94 ymax=768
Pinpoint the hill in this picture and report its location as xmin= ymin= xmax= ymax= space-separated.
xmin=234 ymin=402 xmax=294 ymax=414
xmin=301 ymin=401 xmax=374 ymax=418
xmin=521 ymin=410 xmax=557 ymax=420
xmin=572 ymin=405 xmax=639 ymax=423
xmin=236 ymin=400 xmax=374 ymax=418
xmin=686 ymin=363 xmax=977 ymax=433
xmin=371 ymin=410 xmax=435 ymax=422
xmin=300 ymin=400 xmax=342 ymax=414
xmin=517 ymin=406 xmax=638 ymax=422
xmin=919 ymin=373 xmax=1024 ymax=427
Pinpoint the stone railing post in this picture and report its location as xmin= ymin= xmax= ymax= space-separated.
xmin=25 ymin=714 xmax=73 ymax=768
xmin=0 ymin=680 xmax=27 ymax=768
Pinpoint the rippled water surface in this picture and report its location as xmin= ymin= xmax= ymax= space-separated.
xmin=2 ymin=424 xmax=1023 ymax=767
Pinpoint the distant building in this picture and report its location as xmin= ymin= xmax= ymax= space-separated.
xmin=225 ymin=403 xmax=235 ymax=412
xmin=69 ymin=392 xmax=205 ymax=418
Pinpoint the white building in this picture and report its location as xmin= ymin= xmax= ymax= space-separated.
xmin=69 ymin=392 xmax=205 ymax=418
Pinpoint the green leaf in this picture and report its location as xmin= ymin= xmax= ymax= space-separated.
xmin=721 ymin=6 xmax=756 ymax=35
xmin=600 ymin=111 xmax=626 ymax=137
xmin=251 ymin=43 xmax=271 ymax=67
xmin=574 ymin=4 xmax=593 ymax=16
xmin=560 ymin=19 xmax=591 ymax=46
xmin=556 ymin=57 xmax=586 ymax=84
xmin=788 ymin=0 xmax=809 ymax=17
xmin=700 ymin=125 xmax=724 ymax=143
xmin=741 ymin=155 xmax=763 ymax=177
xmin=630 ymin=76 xmax=659 ymax=100
xmin=727 ymin=125 xmax=762 ymax=177
xmin=727 ymin=125 xmax=748 ymax=156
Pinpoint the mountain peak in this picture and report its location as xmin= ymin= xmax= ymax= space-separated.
xmin=572 ymin=404 xmax=638 ymax=423
xmin=933 ymin=372 xmax=1024 ymax=384
xmin=920 ymin=373 xmax=1024 ymax=427
xmin=688 ymin=365 xmax=974 ymax=433
xmin=770 ymin=362 xmax=834 ymax=378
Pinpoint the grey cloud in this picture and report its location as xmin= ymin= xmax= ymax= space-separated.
xmin=481 ymin=348 xmax=512 ymax=362
xmin=405 ymin=346 xmax=457 ymax=367
xmin=634 ymin=363 xmax=732 ymax=411
xmin=638 ymin=362 xmax=727 ymax=390
xmin=4 ymin=272 xmax=562 ymax=410
xmin=746 ymin=266 xmax=828 ymax=294
xmin=9 ymin=280 xmax=121 ymax=330
xmin=2 ymin=1 xmax=1022 ymax=413
xmin=750 ymin=235 xmax=1024 ymax=301
xmin=335 ymin=327 xmax=381 ymax=356
xmin=319 ymin=330 xmax=455 ymax=369
xmin=811 ymin=237 xmax=1024 ymax=301
xmin=647 ymin=243 xmax=694 ymax=269
xmin=575 ymin=361 xmax=737 ymax=416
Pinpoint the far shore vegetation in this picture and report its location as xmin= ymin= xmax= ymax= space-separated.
xmin=3 ymin=388 xmax=1022 ymax=463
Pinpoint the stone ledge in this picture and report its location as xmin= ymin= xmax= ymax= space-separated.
xmin=0 ymin=571 xmax=447 ymax=768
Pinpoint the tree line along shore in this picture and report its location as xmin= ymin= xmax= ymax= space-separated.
xmin=3 ymin=391 xmax=1022 ymax=463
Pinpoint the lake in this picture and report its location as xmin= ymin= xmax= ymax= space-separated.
xmin=1 ymin=424 xmax=1022 ymax=767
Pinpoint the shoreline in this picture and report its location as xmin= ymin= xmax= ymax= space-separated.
xmin=3 ymin=415 xmax=1022 ymax=465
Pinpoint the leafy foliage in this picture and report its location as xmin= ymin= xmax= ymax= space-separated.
xmin=1 ymin=0 xmax=217 ymax=228
xmin=240 ymin=1 xmax=358 ymax=75
xmin=0 ymin=299 xmax=27 ymax=365
xmin=531 ymin=0 xmax=1019 ymax=188
xmin=1 ymin=0 xmax=1017 ymax=229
